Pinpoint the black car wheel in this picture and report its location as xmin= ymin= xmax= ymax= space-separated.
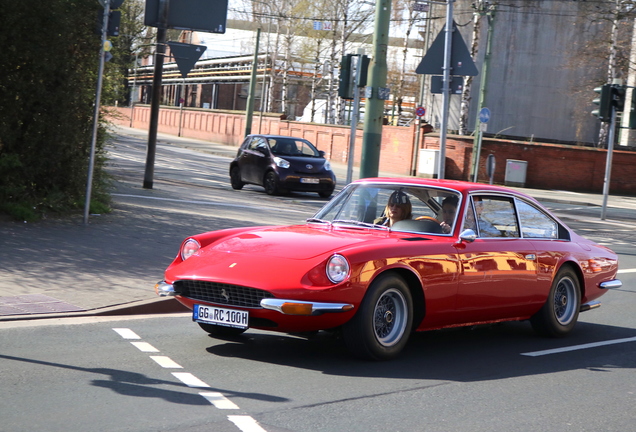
xmin=530 ymin=266 xmax=581 ymax=337
xmin=318 ymin=189 xmax=333 ymax=199
xmin=198 ymin=322 xmax=247 ymax=337
xmin=263 ymin=171 xmax=280 ymax=195
xmin=343 ymin=273 xmax=413 ymax=360
xmin=230 ymin=166 xmax=244 ymax=190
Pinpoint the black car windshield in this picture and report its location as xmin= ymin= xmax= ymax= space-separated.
xmin=312 ymin=183 xmax=462 ymax=235
xmin=268 ymin=138 xmax=321 ymax=157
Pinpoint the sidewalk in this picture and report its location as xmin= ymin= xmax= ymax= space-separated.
xmin=1 ymin=126 xmax=634 ymax=322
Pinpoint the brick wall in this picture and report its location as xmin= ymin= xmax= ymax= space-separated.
xmin=109 ymin=106 xmax=636 ymax=194
xmin=112 ymin=105 xmax=417 ymax=176
xmin=423 ymin=135 xmax=636 ymax=195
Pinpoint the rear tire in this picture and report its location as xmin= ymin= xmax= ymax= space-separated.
xmin=343 ymin=273 xmax=413 ymax=360
xmin=230 ymin=166 xmax=244 ymax=190
xmin=198 ymin=322 xmax=246 ymax=337
xmin=530 ymin=267 xmax=581 ymax=337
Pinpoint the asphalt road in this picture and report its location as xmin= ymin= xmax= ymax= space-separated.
xmin=1 ymin=128 xmax=635 ymax=431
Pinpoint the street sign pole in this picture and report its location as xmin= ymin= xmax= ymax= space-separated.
xmin=472 ymin=107 xmax=490 ymax=182
xmin=601 ymin=106 xmax=617 ymax=220
xmin=346 ymin=50 xmax=365 ymax=184
xmin=144 ymin=0 xmax=169 ymax=189
xmin=83 ymin=0 xmax=111 ymax=224
xmin=438 ymin=0 xmax=454 ymax=180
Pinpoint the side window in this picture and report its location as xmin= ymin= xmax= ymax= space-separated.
xmin=247 ymin=138 xmax=260 ymax=151
xmin=248 ymin=138 xmax=268 ymax=153
xmin=469 ymin=195 xmax=520 ymax=238
xmin=516 ymin=200 xmax=558 ymax=239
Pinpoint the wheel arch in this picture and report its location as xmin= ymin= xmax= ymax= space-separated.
xmin=371 ymin=267 xmax=425 ymax=330
xmin=556 ymin=260 xmax=585 ymax=298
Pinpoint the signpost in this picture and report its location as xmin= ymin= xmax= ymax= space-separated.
xmin=143 ymin=0 xmax=228 ymax=189
xmin=472 ymin=107 xmax=490 ymax=182
xmin=415 ymin=13 xmax=478 ymax=180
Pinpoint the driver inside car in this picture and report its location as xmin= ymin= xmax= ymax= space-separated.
xmin=374 ymin=191 xmax=412 ymax=227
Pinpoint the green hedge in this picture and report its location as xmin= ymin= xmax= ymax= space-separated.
xmin=0 ymin=0 xmax=111 ymax=221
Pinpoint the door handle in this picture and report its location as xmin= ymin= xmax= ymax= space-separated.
xmin=525 ymin=254 xmax=536 ymax=260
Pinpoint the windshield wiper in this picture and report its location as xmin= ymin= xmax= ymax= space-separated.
xmin=306 ymin=218 xmax=331 ymax=225
xmin=332 ymin=219 xmax=390 ymax=230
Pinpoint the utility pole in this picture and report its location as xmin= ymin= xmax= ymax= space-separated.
xmin=470 ymin=1 xmax=495 ymax=182
xmin=244 ymin=27 xmax=261 ymax=136
xmin=359 ymin=0 xmax=391 ymax=179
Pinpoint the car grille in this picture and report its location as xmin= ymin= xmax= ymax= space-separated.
xmin=173 ymin=280 xmax=274 ymax=308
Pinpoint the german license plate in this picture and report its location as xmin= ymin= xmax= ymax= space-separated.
xmin=193 ymin=304 xmax=249 ymax=329
xmin=300 ymin=177 xmax=320 ymax=184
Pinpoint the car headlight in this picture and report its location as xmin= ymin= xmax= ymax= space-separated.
xmin=181 ymin=238 xmax=201 ymax=261
xmin=326 ymin=254 xmax=350 ymax=283
xmin=324 ymin=160 xmax=332 ymax=171
xmin=274 ymin=157 xmax=290 ymax=168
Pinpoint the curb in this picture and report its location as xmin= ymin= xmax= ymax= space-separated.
xmin=0 ymin=297 xmax=190 ymax=323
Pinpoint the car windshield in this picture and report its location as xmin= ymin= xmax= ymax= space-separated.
xmin=311 ymin=183 xmax=462 ymax=235
xmin=268 ymin=138 xmax=321 ymax=157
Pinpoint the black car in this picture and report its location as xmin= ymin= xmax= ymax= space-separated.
xmin=229 ymin=135 xmax=337 ymax=198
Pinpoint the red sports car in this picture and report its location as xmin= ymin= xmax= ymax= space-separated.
xmin=155 ymin=178 xmax=621 ymax=360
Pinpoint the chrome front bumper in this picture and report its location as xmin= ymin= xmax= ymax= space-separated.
xmin=155 ymin=281 xmax=175 ymax=297
xmin=260 ymin=298 xmax=354 ymax=315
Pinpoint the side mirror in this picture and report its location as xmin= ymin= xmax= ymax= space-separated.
xmin=318 ymin=150 xmax=325 ymax=157
xmin=459 ymin=229 xmax=477 ymax=243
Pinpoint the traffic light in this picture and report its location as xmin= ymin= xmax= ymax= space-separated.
xmin=592 ymin=84 xmax=612 ymax=122
xmin=338 ymin=54 xmax=354 ymax=100
xmin=612 ymin=84 xmax=626 ymax=113
xmin=108 ymin=10 xmax=121 ymax=37
xmin=628 ymin=88 xmax=636 ymax=129
xmin=356 ymin=55 xmax=370 ymax=87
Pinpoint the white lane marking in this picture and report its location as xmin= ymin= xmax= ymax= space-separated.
xmin=113 ymin=328 xmax=141 ymax=339
xmin=130 ymin=341 xmax=160 ymax=352
xmin=228 ymin=416 xmax=268 ymax=432
xmin=150 ymin=356 xmax=183 ymax=368
xmin=618 ymin=268 xmax=636 ymax=274
xmin=199 ymin=392 xmax=240 ymax=409
xmin=521 ymin=336 xmax=636 ymax=357
xmin=112 ymin=193 xmax=308 ymax=214
xmin=172 ymin=372 xmax=210 ymax=388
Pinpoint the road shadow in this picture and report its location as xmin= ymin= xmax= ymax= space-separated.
xmin=203 ymin=320 xmax=636 ymax=382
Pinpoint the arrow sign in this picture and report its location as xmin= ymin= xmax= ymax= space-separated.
xmin=416 ymin=21 xmax=478 ymax=76
xmin=167 ymin=42 xmax=207 ymax=78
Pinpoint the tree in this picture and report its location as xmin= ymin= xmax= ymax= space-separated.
xmin=0 ymin=0 xmax=110 ymax=220
xmin=104 ymin=0 xmax=154 ymax=106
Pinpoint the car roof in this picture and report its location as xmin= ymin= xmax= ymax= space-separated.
xmin=248 ymin=134 xmax=308 ymax=141
xmin=353 ymin=177 xmax=537 ymax=201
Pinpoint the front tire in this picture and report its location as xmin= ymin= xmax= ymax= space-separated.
xmin=343 ymin=273 xmax=413 ymax=360
xmin=230 ymin=166 xmax=244 ymax=190
xmin=263 ymin=171 xmax=280 ymax=195
xmin=318 ymin=189 xmax=333 ymax=199
xmin=531 ymin=267 xmax=581 ymax=337
xmin=198 ymin=322 xmax=246 ymax=337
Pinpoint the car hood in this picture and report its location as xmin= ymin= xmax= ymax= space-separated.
xmin=203 ymin=225 xmax=381 ymax=259
xmin=165 ymin=225 xmax=401 ymax=287
xmin=284 ymin=156 xmax=328 ymax=172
